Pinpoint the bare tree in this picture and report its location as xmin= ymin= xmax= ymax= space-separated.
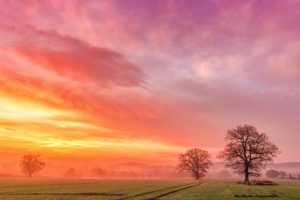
xmin=177 ymin=148 xmax=212 ymax=180
xmin=19 ymin=154 xmax=45 ymax=178
xmin=63 ymin=168 xmax=76 ymax=178
xmin=93 ymin=167 xmax=108 ymax=178
xmin=266 ymin=170 xmax=280 ymax=178
xmin=279 ymin=171 xmax=287 ymax=179
xmin=219 ymin=124 xmax=279 ymax=184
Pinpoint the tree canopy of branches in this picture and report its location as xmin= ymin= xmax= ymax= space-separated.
xmin=177 ymin=148 xmax=212 ymax=180
xmin=19 ymin=154 xmax=45 ymax=178
xmin=219 ymin=124 xmax=279 ymax=184
xmin=63 ymin=168 xmax=77 ymax=178
xmin=279 ymin=171 xmax=287 ymax=179
xmin=266 ymin=170 xmax=280 ymax=178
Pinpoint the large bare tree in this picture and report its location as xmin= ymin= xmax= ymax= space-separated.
xmin=219 ymin=124 xmax=279 ymax=184
xmin=178 ymin=148 xmax=212 ymax=180
xmin=19 ymin=154 xmax=45 ymax=178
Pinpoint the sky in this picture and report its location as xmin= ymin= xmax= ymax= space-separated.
xmin=0 ymin=0 xmax=300 ymax=174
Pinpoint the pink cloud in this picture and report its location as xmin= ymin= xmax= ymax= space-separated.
xmin=0 ymin=23 xmax=145 ymax=87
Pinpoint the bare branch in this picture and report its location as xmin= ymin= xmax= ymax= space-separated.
xmin=177 ymin=148 xmax=212 ymax=180
xmin=219 ymin=124 xmax=279 ymax=183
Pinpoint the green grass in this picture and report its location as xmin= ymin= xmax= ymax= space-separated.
xmin=0 ymin=179 xmax=299 ymax=200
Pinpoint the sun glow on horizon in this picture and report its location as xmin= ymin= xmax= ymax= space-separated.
xmin=0 ymin=96 xmax=188 ymax=159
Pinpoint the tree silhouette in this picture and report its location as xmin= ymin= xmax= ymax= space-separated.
xmin=279 ymin=171 xmax=287 ymax=179
xmin=177 ymin=148 xmax=212 ymax=180
xmin=219 ymin=124 xmax=279 ymax=184
xmin=266 ymin=170 xmax=280 ymax=178
xmin=19 ymin=154 xmax=45 ymax=178
xmin=63 ymin=168 xmax=77 ymax=178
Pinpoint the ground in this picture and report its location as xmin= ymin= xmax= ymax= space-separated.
xmin=0 ymin=179 xmax=299 ymax=200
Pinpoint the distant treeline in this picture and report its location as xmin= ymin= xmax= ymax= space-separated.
xmin=265 ymin=169 xmax=300 ymax=180
xmin=63 ymin=166 xmax=190 ymax=179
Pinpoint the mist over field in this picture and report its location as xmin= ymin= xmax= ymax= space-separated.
xmin=1 ymin=161 xmax=300 ymax=180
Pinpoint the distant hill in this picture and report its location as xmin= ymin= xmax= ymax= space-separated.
xmin=111 ymin=161 xmax=300 ymax=171
xmin=268 ymin=162 xmax=300 ymax=168
xmin=211 ymin=162 xmax=300 ymax=177
xmin=266 ymin=162 xmax=300 ymax=176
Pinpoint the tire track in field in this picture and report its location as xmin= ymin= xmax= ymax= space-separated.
xmin=234 ymin=193 xmax=280 ymax=198
xmin=0 ymin=181 xmax=108 ymax=188
xmin=145 ymin=181 xmax=205 ymax=200
xmin=116 ymin=182 xmax=204 ymax=200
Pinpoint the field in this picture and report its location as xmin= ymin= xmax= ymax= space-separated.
xmin=0 ymin=179 xmax=299 ymax=200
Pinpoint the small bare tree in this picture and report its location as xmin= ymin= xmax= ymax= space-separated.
xmin=178 ymin=148 xmax=212 ymax=180
xmin=19 ymin=154 xmax=45 ymax=178
xmin=279 ymin=171 xmax=287 ymax=179
xmin=63 ymin=168 xmax=77 ymax=178
xmin=219 ymin=124 xmax=279 ymax=184
xmin=266 ymin=170 xmax=280 ymax=178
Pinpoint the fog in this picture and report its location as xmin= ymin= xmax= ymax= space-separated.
xmin=1 ymin=161 xmax=300 ymax=180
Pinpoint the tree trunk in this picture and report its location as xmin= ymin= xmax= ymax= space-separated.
xmin=194 ymin=171 xmax=199 ymax=180
xmin=244 ymin=168 xmax=250 ymax=184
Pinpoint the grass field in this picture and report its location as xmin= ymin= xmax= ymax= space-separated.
xmin=0 ymin=179 xmax=299 ymax=200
